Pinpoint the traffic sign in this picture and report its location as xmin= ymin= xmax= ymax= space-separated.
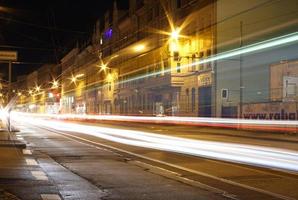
xmin=0 ymin=51 xmax=17 ymax=61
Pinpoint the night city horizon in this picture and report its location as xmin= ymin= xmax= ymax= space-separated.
xmin=0 ymin=0 xmax=298 ymax=200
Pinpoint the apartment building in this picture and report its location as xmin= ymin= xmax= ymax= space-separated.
xmin=59 ymin=0 xmax=216 ymax=116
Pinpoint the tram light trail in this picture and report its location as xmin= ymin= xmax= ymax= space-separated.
xmin=114 ymin=32 xmax=298 ymax=87
xmin=14 ymin=112 xmax=298 ymax=133
xmin=13 ymin=113 xmax=298 ymax=173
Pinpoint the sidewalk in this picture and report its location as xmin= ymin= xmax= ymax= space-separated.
xmin=0 ymin=129 xmax=26 ymax=149
xmin=0 ymin=122 xmax=60 ymax=200
xmin=0 ymin=123 xmax=106 ymax=200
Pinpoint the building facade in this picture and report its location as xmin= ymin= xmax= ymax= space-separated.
xmin=13 ymin=0 xmax=298 ymax=120
xmin=59 ymin=0 xmax=216 ymax=116
xmin=215 ymin=0 xmax=298 ymax=118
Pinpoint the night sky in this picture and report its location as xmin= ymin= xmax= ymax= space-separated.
xmin=0 ymin=0 xmax=128 ymax=81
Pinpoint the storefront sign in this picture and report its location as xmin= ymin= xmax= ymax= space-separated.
xmin=198 ymin=72 xmax=212 ymax=86
xmin=0 ymin=51 xmax=17 ymax=61
xmin=242 ymin=102 xmax=298 ymax=120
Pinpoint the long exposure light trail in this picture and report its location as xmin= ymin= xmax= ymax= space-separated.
xmin=16 ymin=112 xmax=298 ymax=133
xmin=116 ymin=32 xmax=298 ymax=86
xmin=13 ymin=113 xmax=298 ymax=172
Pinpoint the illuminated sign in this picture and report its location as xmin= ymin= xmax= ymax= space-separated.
xmin=104 ymin=28 xmax=112 ymax=39
xmin=0 ymin=51 xmax=17 ymax=61
xmin=198 ymin=72 xmax=212 ymax=86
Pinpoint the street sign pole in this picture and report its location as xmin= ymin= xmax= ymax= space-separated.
xmin=8 ymin=61 xmax=12 ymax=101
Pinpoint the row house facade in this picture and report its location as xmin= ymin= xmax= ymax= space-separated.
xmin=60 ymin=0 xmax=216 ymax=116
xmin=12 ymin=0 xmax=298 ymax=120
xmin=12 ymin=64 xmax=61 ymax=113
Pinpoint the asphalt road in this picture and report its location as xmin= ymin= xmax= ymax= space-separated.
xmin=14 ymin=119 xmax=298 ymax=200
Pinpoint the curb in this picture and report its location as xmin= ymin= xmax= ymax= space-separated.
xmin=0 ymin=140 xmax=26 ymax=148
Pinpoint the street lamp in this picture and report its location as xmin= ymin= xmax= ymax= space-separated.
xmin=35 ymin=85 xmax=41 ymax=92
xmin=133 ymin=44 xmax=145 ymax=52
xmin=170 ymin=27 xmax=180 ymax=41
xmin=51 ymin=79 xmax=59 ymax=88
xmin=99 ymin=64 xmax=108 ymax=71
xmin=70 ymin=74 xmax=84 ymax=84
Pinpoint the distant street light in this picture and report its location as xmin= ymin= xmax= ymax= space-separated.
xmin=51 ymin=79 xmax=59 ymax=88
xmin=100 ymin=64 xmax=108 ymax=71
xmin=70 ymin=74 xmax=84 ymax=84
xmin=35 ymin=85 xmax=41 ymax=92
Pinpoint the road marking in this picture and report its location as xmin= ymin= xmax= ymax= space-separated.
xmin=31 ymin=171 xmax=48 ymax=180
xmin=22 ymin=149 xmax=32 ymax=155
xmin=41 ymin=194 xmax=61 ymax=200
xmin=26 ymin=158 xmax=38 ymax=166
xmin=38 ymin=126 xmax=296 ymax=200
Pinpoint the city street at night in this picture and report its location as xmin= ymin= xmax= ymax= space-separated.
xmin=0 ymin=0 xmax=298 ymax=199
xmin=2 ymin=114 xmax=297 ymax=200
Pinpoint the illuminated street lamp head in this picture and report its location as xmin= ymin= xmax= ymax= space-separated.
xmin=171 ymin=27 xmax=180 ymax=40
xmin=133 ymin=44 xmax=145 ymax=52
xmin=35 ymin=85 xmax=41 ymax=92
xmin=100 ymin=64 xmax=107 ymax=71
xmin=52 ymin=79 xmax=59 ymax=88
xmin=70 ymin=74 xmax=84 ymax=84
xmin=71 ymin=76 xmax=76 ymax=83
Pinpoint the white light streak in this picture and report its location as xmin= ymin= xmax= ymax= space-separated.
xmin=14 ymin=112 xmax=298 ymax=127
xmin=13 ymin=113 xmax=298 ymax=172
xmin=116 ymin=32 xmax=298 ymax=86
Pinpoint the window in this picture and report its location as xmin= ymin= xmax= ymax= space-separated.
xmin=154 ymin=5 xmax=160 ymax=17
xmin=147 ymin=8 xmax=153 ymax=22
xmin=221 ymin=89 xmax=228 ymax=99
xmin=177 ymin=62 xmax=181 ymax=73
xmin=173 ymin=51 xmax=179 ymax=61
xmin=163 ymin=59 xmax=169 ymax=71
xmin=191 ymin=54 xmax=197 ymax=72
xmin=108 ymin=82 xmax=111 ymax=91
xmin=206 ymin=49 xmax=212 ymax=69
xmin=191 ymin=88 xmax=196 ymax=112
xmin=199 ymin=51 xmax=204 ymax=71
xmin=176 ymin=0 xmax=181 ymax=8
xmin=186 ymin=88 xmax=189 ymax=112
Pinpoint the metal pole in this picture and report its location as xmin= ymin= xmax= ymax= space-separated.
xmin=239 ymin=21 xmax=243 ymax=119
xmin=8 ymin=61 xmax=12 ymax=101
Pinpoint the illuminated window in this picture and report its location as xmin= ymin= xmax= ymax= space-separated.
xmin=206 ymin=49 xmax=212 ymax=69
xmin=108 ymin=82 xmax=111 ymax=91
xmin=199 ymin=51 xmax=204 ymax=71
xmin=177 ymin=63 xmax=181 ymax=73
xmin=191 ymin=54 xmax=197 ymax=72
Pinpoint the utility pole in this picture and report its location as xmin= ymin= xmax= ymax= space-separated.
xmin=239 ymin=21 xmax=243 ymax=119
xmin=8 ymin=61 xmax=12 ymax=101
